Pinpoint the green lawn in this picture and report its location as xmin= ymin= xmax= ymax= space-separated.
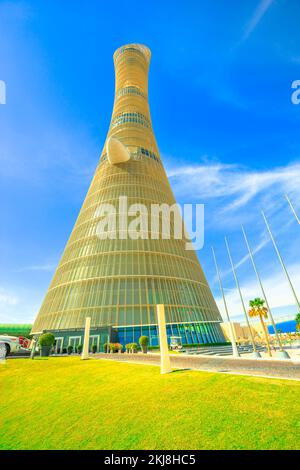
xmin=0 ymin=357 xmax=299 ymax=450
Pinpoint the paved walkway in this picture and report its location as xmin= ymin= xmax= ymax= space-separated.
xmin=94 ymin=352 xmax=300 ymax=380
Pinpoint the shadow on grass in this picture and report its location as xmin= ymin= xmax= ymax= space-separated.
xmin=32 ymin=357 xmax=49 ymax=361
xmin=171 ymin=368 xmax=191 ymax=373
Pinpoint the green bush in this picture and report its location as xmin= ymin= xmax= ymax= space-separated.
xmin=124 ymin=343 xmax=138 ymax=352
xmin=67 ymin=345 xmax=73 ymax=355
xmin=91 ymin=344 xmax=97 ymax=353
xmin=103 ymin=342 xmax=115 ymax=352
xmin=77 ymin=344 xmax=83 ymax=354
xmin=39 ymin=333 xmax=55 ymax=347
xmin=139 ymin=336 xmax=149 ymax=346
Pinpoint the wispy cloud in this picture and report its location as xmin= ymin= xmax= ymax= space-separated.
xmin=15 ymin=263 xmax=57 ymax=273
xmin=215 ymin=261 xmax=300 ymax=321
xmin=0 ymin=285 xmax=42 ymax=323
xmin=242 ymin=0 xmax=274 ymax=42
xmin=167 ymin=160 xmax=300 ymax=213
xmin=168 ymin=158 xmax=300 ymax=316
xmin=0 ymin=286 xmax=18 ymax=306
xmin=213 ymin=234 xmax=270 ymax=284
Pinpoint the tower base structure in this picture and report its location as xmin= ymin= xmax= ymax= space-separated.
xmin=32 ymin=321 xmax=225 ymax=354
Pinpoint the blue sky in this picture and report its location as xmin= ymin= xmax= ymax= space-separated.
xmin=1 ymin=0 xmax=300 ymax=324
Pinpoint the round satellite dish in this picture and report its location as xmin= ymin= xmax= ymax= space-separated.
xmin=106 ymin=137 xmax=130 ymax=164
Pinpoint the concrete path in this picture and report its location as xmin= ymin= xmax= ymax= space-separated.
xmin=94 ymin=352 xmax=300 ymax=381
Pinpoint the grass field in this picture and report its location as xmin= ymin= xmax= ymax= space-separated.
xmin=0 ymin=357 xmax=299 ymax=450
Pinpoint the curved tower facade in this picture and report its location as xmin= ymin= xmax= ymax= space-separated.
xmin=32 ymin=44 xmax=225 ymax=350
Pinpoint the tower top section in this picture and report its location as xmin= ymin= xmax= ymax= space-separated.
xmin=102 ymin=43 xmax=158 ymax=159
xmin=113 ymin=44 xmax=151 ymax=64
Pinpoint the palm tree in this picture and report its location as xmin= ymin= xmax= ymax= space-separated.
xmin=248 ymin=297 xmax=272 ymax=357
xmin=295 ymin=313 xmax=300 ymax=331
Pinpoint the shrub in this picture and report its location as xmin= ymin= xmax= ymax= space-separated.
xmin=91 ymin=344 xmax=97 ymax=353
xmin=67 ymin=345 xmax=73 ymax=354
xmin=39 ymin=333 xmax=55 ymax=347
xmin=139 ymin=336 xmax=149 ymax=346
xmin=77 ymin=343 xmax=83 ymax=354
xmin=124 ymin=343 xmax=138 ymax=352
xmin=103 ymin=342 xmax=115 ymax=352
xmin=113 ymin=343 xmax=123 ymax=352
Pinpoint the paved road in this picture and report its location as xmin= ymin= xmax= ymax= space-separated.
xmin=94 ymin=352 xmax=300 ymax=380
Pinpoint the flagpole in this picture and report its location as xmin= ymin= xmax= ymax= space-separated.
xmin=225 ymin=237 xmax=261 ymax=357
xmin=211 ymin=246 xmax=240 ymax=358
xmin=285 ymin=194 xmax=300 ymax=225
xmin=262 ymin=210 xmax=300 ymax=311
xmin=241 ymin=225 xmax=290 ymax=359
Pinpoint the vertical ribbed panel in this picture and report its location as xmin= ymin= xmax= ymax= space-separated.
xmin=32 ymin=44 xmax=223 ymax=338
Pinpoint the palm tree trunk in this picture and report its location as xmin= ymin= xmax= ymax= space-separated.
xmin=259 ymin=314 xmax=272 ymax=357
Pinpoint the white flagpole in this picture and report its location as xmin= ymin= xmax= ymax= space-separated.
xmin=285 ymin=194 xmax=300 ymax=225
xmin=241 ymin=225 xmax=290 ymax=359
xmin=262 ymin=210 xmax=300 ymax=311
xmin=225 ymin=237 xmax=261 ymax=358
xmin=211 ymin=246 xmax=240 ymax=358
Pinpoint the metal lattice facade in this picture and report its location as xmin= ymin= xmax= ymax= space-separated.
xmin=32 ymin=44 xmax=225 ymax=346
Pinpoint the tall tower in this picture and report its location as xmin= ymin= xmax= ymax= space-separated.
xmin=32 ymin=44 xmax=224 ymax=349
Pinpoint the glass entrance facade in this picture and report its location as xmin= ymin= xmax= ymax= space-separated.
xmin=116 ymin=322 xmax=225 ymax=347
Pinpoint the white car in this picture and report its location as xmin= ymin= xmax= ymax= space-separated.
xmin=0 ymin=335 xmax=21 ymax=356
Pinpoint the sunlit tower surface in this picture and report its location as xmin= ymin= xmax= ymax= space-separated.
xmin=31 ymin=44 xmax=224 ymax=350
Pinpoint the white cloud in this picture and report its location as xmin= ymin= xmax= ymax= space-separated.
xmin=212 ymin=234 xmax=270 ymax=284
xmin=0 ymin=286 xmax=18 ymax=306
xmin=15 ymin=263 xmax=57 ymax=273
xmin=167 ymin=159 xmax=300 ymax=214
xmin=0 ymin=285 xmax=41 ymax=323
xmin=242 ymin=0 xmax=274 ymax=42
xmin=166 ymin=157 xmax=300 ymax=323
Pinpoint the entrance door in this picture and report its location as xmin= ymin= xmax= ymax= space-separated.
xmin=69 ymin=336 xmax=81 ymax=352
xmin=54 ymin=337 xmax=64 ymax=354
xmin=89 ymin=335 xmax=100 ymax=352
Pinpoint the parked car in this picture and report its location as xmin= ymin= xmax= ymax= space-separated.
xmin=18 ymin=336 xmax=31 ymax=349
xmin=0 ymin=335 xmax=21 ymax=356
xmin=169 ymin=336 xmax=183 ymax=350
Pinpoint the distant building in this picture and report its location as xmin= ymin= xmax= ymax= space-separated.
xmin=0 ymin=324 xmax=32 ymax=337
xmin=222 ymin=317 xmax=298 ymax=343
